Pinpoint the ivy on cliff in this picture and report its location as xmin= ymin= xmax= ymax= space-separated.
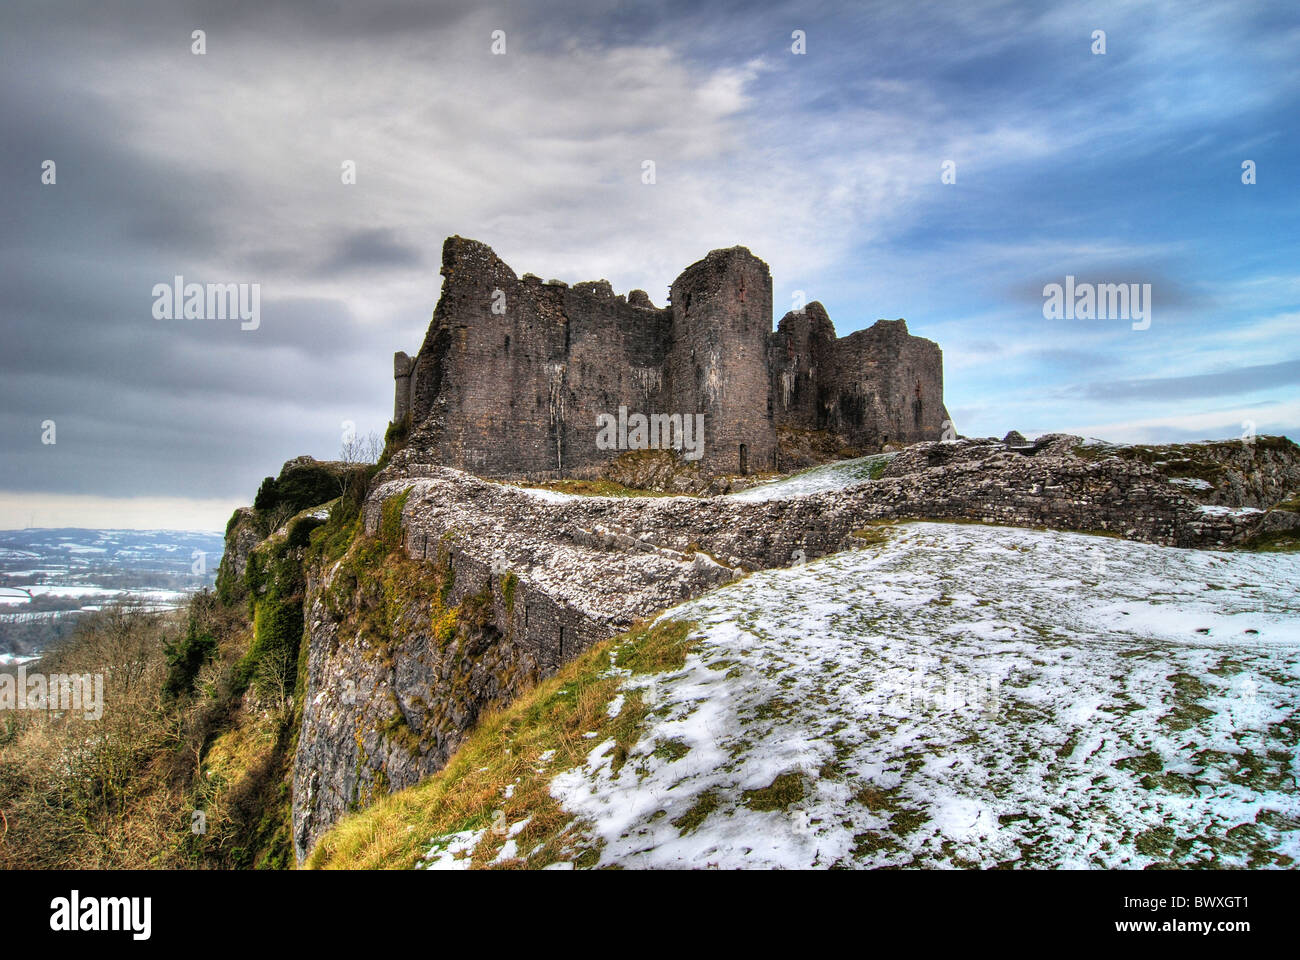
xmin=162 ymin=590 xmax=220 ymax=700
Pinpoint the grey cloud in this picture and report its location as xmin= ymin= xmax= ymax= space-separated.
xmin=1005 ymin=269 xmax=1201 ymax=314
xmin=313 ymin=229 xmax=425 ymax=277
xmin=1 ymin=0 xmax=477 ymax=44
xmin=0 ymin=6 xmax=437 ymax=503
xmin=1073 ymin=359 xmax=1300 ymax=403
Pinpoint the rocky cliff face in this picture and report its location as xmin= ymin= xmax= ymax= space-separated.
xmin=292 ymin=517 xmax=536 ymax=862
xmin=289 ymin=432 xmax=1300 ymax=857
xmin=215 ymin=507 xmax=262 ymax=603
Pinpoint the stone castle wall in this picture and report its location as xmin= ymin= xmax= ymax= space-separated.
xmin=393 ymin=236 xmax=950 ymax=478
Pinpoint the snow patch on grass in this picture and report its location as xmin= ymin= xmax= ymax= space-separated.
xmin=726 ymin=453 xmax=896 ymax=502
xmin=550 ymin=522 xmax=1300 ymax=868
xmin=419 ymin=828 xmax=485 ymax=870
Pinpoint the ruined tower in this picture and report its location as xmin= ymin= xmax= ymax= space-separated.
xmin=667 ymin=247 xmax=777 ymax=475
xmin=769 ymin=311 xmax=947 ymax=449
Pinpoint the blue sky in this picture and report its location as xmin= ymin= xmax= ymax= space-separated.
xmin=1 ymin=0 xmax=1296 ymax=528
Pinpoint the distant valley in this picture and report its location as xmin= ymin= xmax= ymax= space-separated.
xmin=0 ymin=528 xmax=224 ymax=664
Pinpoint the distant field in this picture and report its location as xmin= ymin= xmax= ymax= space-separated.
xmin=0 ymin=528 xmax=223 ymax=660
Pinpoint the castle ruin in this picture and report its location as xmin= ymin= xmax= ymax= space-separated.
xmin=393 ymin=236 xmax=950 ymax=478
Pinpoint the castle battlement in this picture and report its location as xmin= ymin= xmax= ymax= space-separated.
xmin=392 ymin=236 xmax=950 ymax=478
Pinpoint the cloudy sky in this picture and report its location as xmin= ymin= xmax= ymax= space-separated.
xmin=2 ymin=0 xmax=1297 ymax=530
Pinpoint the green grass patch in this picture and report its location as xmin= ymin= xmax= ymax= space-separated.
xmin=613 ymin=619 xmax=698 ymax=675
xmin=850 ymin=526 xmax=893 ymax=546
xmin=1271 ymin=493 xmax=1300 ymax=513
xmin=652 ymin=738 xmax=691 ymax=763
xmin=742 ymin=772 xmax=805 ymax=812
xmin=671 ymin=790 xmax=721 ymax=836
xmin=1239 ymin=529 xmax=1300 ymax=553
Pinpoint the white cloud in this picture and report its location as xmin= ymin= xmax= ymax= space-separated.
xmin=1055 ymin=399 xmax=1300 ymax=445
xmin=0 ymin=493 xmax=242 ymax=532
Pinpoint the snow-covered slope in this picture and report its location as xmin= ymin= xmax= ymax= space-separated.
xmin=725 ymin=453 xmax=897 ymax=502
xmin=505 ymin=453 xmax=899 ymax=504
xmin=551 ymin=522 xmax=1300 ymax=868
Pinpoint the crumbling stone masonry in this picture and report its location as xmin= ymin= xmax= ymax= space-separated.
xmin=392 ymin=237 xmax=951 ymax=479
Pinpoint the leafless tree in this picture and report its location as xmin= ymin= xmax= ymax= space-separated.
xmin=338 ymin=429 xmax=382 ymax=502
xmin=264 ymin=501 xmax=296 ymax=535
xmin=340 ymin=429 xmax=382 ymax=466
